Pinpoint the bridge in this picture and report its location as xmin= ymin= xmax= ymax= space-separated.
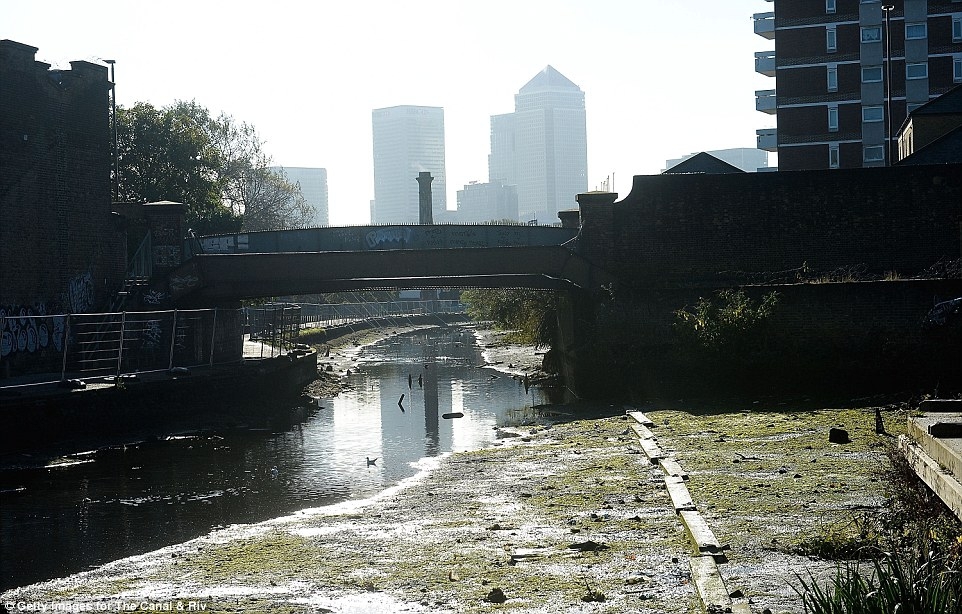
xmin=164 ymin=223 xmax=616 ymax=304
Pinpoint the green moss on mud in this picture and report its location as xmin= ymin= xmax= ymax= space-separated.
xmin=648 ymin=405 xmax=906 ymax=556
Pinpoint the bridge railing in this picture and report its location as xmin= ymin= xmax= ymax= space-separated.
xmin=244 ymin=300 xmax=465 ymax=330
xmin=195 ymin=224 xmax=577 ymax=254
xmin=0 ymin=308 xmax=245 ymax=387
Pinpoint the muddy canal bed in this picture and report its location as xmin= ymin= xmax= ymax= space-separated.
xmin=2 ymin=326 xmax=908 ymax=612
xmin=2 ymin=396 xmax=904 ymax=613
xmin=0 ymin=325 xmax=554 ymax=592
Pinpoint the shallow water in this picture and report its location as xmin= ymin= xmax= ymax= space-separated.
xmin=0 ymin=326 xmax=553 ymax=590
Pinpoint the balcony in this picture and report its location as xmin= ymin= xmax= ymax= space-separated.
xmin=755 ymin=50 xmax=776 ymax=77
xmin=755 ymin=89 xmax=777 ymax=114
xmin=756 ymin=128 xmax=777 ymax=152
xmin=753 ymin=12 xmax=775 ymax=39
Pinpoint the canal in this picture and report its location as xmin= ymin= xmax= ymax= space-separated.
xmin=0 ymin=326 xmax=555 ymax=591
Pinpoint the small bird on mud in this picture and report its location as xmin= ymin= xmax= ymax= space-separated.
xmin=270 ymin=466 xmax=279 ymax=479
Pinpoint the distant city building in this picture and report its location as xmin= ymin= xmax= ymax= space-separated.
xmin=489 ymin=66 xmax=587 ymax=224
xmin=753 ymin=0 xmax=962 ymax=170
xmin=454 ymin=182 xmax=519 ymax=223
xmin=664 ymin=148 xmax=769 ymax=173
xmin=371 ymin=105 xmax=447 ymax=224
xmin=272 ymin=166 xmax=328 ymax=226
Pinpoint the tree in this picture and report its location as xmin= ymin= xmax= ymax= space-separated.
xmin=211 ymin=116 xmax=314 ymax=231
xmin=117 ymin=101 xmax=237 ymax=235
xmin=117 ymin=100 xmax=313 ymax=235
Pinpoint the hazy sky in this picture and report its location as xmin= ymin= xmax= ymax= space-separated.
xmin=4 ymin=0 xmax=775 ymax=225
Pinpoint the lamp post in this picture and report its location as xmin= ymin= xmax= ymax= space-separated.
xmin=104 ymin=59 xmax=119 ymax=200
xmin=882 ymin=4 xmax=895 ymax=165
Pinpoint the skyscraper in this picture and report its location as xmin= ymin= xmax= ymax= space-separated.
xmin=489 ymin=66 xmax=588 ymax=224
xmin=753 ymin=0 xmax=962 ymax=170
xmin=371 ymin=105 xmax=447 ymax=224
xmin=272 ymin=166 xmax=329 ymax=226
xmin=454 ymin=182 xmax=519 ymax=223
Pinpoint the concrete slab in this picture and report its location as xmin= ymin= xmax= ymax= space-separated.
xmin=665 ymin=475 xmax=696 ymax=513
xmin=659 ymin=458 xmax=689 ymax=481
xmin=630 ymin=422 xmax=656 ymax=440
xmin=690 ymin=555 xmax=734 ymax=613
xmin=906 ymin=413 xmax=962 ymax=481
xmin=900 ymin=435 xmax=962 ymax=520
xmin=638 ymin=437 xmax=667 ymax=464
xmin=680 ymin=510 xmax=726 ymax=562
xmin=626 ymin=410 xmax=654 ymax=427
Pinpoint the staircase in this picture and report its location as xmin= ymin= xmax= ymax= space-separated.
xmin=110 ymin=231 xmax=153 ymax=312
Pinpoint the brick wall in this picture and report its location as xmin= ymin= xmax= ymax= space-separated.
xmin=0 ymin=40 xmax=125 ymax=316
xmin=590 ymin=278 xmax=962 ymax=396
xmin=578 ymin=165 xmax=962 ymax=288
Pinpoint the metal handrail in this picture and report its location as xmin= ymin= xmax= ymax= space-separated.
xmin=127 ymin=231 xmax=153 ymax=280
xmin=0 ymin=307 xmax=245 ymax=386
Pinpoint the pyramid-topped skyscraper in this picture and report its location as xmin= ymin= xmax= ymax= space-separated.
xmin=489 ymin=66 xmax=587 ymax=224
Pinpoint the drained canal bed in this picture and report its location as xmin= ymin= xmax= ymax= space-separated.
xmin=2 ymin=327 xmax=912 ymax=613
xmin=1 ymin=326 xmax=557 ymax=591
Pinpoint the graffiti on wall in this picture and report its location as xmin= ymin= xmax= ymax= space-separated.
xmin=142 ymin=320 xmax=163 ymax=349
xmin=142 ymin=290 xmax=169 ymax=306
xmin=0 ymin=303 xmax=64 ymax=358
xmin=64 ymin=271 xmax=94 ymax=313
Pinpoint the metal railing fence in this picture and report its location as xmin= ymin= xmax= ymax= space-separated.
xmin=280 ymin=300 xmax=465 ymax=329
xmin=244 ymin=304 xmax=302 ymax=357
xmin=0 ymin=308 xmax=244 ymax=383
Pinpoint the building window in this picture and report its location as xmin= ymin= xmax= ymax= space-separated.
xmin=906 ymin=62 xmax=928 ymax=79
xmin=864 ymin=145 xmax=885 ymax=162
xmin=862 ymin=105 xmax=884 ymax=122
xmin=861 ymin=26 xmax=882 ymax=43
xmin=828 ymin=105 xmax=839 ymax=132
xmin=827 ymin=0 xmax=836 ymax=12
xmin=862 ymin=66 xmax=883 ymax=82
xmin=954 ymin=15 xmax=962 ymax=42
xmin=827 ymin=26 xmax=838 ymax=52
xmin=827 ymin=64 xmax=838 ymax=91
xmin=905 ymin=23 xmax=927 ymax=40
xmin=955 ymin=56 xmax=962 ymax=82
xmin=829 ymin=144 xmax=840 ymax=169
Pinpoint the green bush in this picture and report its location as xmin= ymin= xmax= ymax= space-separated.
xmin=460 ymin=289 xmax=558 ymax=346
xmin=672 ymin=289 xmax=779 ymax=358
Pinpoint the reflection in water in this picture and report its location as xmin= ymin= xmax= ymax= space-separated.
xmin=0 ymin=326 xmax=553 ymax=590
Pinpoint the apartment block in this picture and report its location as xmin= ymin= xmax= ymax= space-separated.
xmin=753 ymin=0 xmax=962 ymax=170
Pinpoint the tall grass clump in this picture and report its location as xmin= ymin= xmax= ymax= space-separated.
xmin=793 ymin=445 xmax=962 ymax=612
xmin=795 ymin=542 xmax=962 ymax=613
